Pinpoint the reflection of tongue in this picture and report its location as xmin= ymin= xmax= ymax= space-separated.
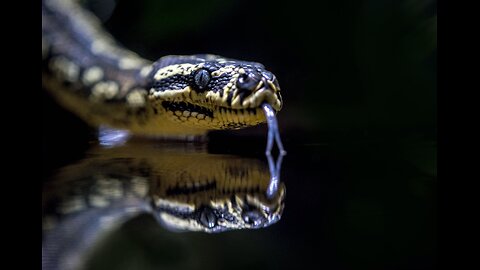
xmin=261 ymin=103 xmax=286 ymax=155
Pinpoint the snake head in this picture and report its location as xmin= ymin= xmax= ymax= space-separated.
xmin=148 ymin=54 xmax=283 ymax=129
xmin=153 ymin=185 xmax=286 ymax=233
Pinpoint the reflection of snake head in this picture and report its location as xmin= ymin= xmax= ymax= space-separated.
xmin=149 ymin=154 xmax=286 ymax=233
xmin=153 ymin=183 xmax=286 ymax=233
xmin=149 ymin=54 xmax=283 ymax=130
xmin=43 ymin=143 xmax=286 ymax=234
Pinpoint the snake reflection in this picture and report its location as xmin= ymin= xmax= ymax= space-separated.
xmin=42 ymin=142 xmax=285 ymax=270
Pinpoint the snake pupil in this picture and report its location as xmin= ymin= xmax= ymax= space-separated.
xmin=193 ymin=69 xmax=211 ymax=90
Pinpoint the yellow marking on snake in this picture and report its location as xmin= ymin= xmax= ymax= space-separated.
xmin=154 ymin=64 xmax=201 ymax=81
xmin=139 ymin=65 xmax=153 ymax=78
xmin=50 ymin=56 xmax=79 ymax=83
xmin=59 ymin=195 xmax=85 ymax=214
xmin=82 ymin=66 xmax=103 ymax=85
xmin=118 ymin=57 xmax=145 ymax=70
xmin=126 ymin=89 xmax=147 ymax=107
xmin=131 ymin=177 xmax=149 ymax=197
xmin=211 ymin=65 xmax=236 ymax=76
xmin=89 ymin=195 xmax=110 ymax=207
xmin=90 ymin=81 xmax=119 ymax=101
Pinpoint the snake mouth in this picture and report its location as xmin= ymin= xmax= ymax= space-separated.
xmin=229 ymin=84 xmax=283 ymax=111
xmin=161 ymin=101 xmax=266 ymax=129
xmin=153 ymin=180 xmax=286 ymax=232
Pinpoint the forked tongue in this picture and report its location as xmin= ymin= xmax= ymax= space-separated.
xmin=261 ymin=103 xmax=287 ymax=156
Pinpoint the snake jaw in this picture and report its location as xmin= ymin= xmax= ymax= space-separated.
xmin=159 ymin=100 xmax=266 ymax=129
xmin=151 ymin=75 xmax=282 ymax=129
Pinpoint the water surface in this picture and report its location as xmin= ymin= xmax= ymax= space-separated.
xmin=42 ymin=135 xmax=436 ymax=270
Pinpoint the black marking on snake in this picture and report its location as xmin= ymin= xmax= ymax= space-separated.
xmin=208 ymin=74 xmax=231 ymax=96
xmin=152 ymin=75 xmax=189 ymax=92
xmin=230 ymin=195 xmax=238 ymax=208
xmin=162 ymin=101 xmax=214 ymax=118
xmin=202 ymin=62 xmax=223 ymax=71
xmin=226 ymin=91 xmax=234 ymax=105
xmin=162 ymin=101 xmax=258 ymax=121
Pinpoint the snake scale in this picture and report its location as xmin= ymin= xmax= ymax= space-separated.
xmin=42 ymin=0 xmax=285 ymax=153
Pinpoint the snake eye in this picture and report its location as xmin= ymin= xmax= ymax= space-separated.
xmin=193 ymin=69 xmax=211 ymax=90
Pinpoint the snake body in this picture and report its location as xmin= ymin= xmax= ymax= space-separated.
xmin=42 ymin=0 xmax=284 ymax=140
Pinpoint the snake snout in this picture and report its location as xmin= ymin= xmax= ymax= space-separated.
xmin=236 ymin=71 xmax=279 ymax=94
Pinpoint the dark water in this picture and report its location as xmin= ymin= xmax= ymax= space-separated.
xmin=42 ymin=118 xmax=436 ymax=270
xmin=111 ymin=145 xmax=435 ymax=270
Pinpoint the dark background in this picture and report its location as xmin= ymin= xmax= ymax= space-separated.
xmin=102 ymin=0 xmax=437 ymax=140
xmin=43 ymin=0 xmax=436 ymax=161
xmin=42 ymin=0 xmax=436 ymax=269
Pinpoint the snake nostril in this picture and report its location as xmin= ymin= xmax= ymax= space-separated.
xmin=236 ymin=73 xmax=261 ymax=93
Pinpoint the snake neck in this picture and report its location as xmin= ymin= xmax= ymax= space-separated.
xmin=42 ymin=0 xmax=152 ymax=85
